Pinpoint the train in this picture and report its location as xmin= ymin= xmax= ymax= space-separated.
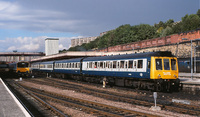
xmin=178 ymin=57 xmax=200 ymax=73
xmin=30 ymin=51 xmax=181 ymax=92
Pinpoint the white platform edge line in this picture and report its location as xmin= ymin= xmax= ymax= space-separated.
xmin=0 ymin=78 xmax=31 ymax=117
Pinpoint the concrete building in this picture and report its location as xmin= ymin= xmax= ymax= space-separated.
xmin=71 ymin=36 xmax=97 ymax=47
xmin=45 ymin=38 xmax=59 ymax=56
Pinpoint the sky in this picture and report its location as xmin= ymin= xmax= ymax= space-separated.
xmin=0 ymin=0 xmax=199 ymax=52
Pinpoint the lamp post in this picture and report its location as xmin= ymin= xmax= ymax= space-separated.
xmin=182 ymin=38 xmax=193 ymax=80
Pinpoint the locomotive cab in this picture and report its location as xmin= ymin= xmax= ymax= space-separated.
xmin=150 ymin=57 xmax=180 ymax=91
xmin=16 ymin=61 xmax=31 ymax=76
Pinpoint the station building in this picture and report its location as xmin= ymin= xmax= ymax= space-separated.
xmin=0 ymin=52 xmax=44 ymax=63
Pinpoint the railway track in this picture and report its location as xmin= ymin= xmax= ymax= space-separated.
xmin=8 ymin=81 xmax=67 ymax=117
xmin=22 ymin=78 xmax=200 ymax=116
xmin=14 ymin=81 xmax=157 ymax=117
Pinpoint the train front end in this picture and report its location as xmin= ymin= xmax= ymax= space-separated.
xmin=16 ymin=62 xmax=31 ymax=76
xmin=150 ymin=56 xmax=180 ymax=91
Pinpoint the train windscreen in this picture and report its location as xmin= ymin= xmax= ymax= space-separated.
xmin=17 ymin=62 xmax=29 ymax=68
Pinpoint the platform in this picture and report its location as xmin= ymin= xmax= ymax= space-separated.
xmin=179 ymin=73 xmax=200 ymax=85
xmin=0 ymin=78 xmax=31 ymax=117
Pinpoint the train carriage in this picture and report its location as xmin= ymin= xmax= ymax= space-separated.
xmin=54 ymin=58 xmax=83 ymax=75
xmin=82 ymin=54 xmax=149 ymax=78
xmin=39 ymin=61 xmax=54 ymax=73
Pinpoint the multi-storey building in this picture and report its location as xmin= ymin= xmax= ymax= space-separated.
xmin=45 ymin=38 xmax=59 ymax=56
xmin=71 ymin=36 xmax=97 ymax=47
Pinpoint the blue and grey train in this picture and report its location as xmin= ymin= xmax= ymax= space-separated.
xmin=31 ymin=51 xmax=180 ymax=92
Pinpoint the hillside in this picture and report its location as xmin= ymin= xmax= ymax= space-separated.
xmin=67 ymin=9 xmax=200 ymax=51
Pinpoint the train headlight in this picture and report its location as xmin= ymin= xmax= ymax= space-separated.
xmin=174 ymin=74 xmax=177 ymax=78
xmin=158 ymin=74 xmax=161 ymax=78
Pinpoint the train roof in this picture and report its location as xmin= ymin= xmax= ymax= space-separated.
xmin=83 ymin=51 xmax=175 ymax=61
xmin=40 ymin=61 xmax=54 ymax=64
xmin=54 ymin=58 xmax=84 ymax=63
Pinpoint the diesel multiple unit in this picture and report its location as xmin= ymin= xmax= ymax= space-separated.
xmin=31 ymin=51 xmax=180 ymax=92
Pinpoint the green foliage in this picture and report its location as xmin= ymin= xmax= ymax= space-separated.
xmin=196 ymin=9 xmax=200 ymax=17
xmin=181 ymin=14 xmax=200 ymax=32
xmin=67 ymin=9 xmax=200 ymax=51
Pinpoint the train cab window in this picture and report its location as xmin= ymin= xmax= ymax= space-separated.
xmin=113 ymin=61 xmax=117 ymax=68
xmin=164 ymin=59 xmax=170 ymax=70
xmin=156 ymin=59 xmax=162 ymax=70
xmin=171 ymin=59 xmax=177 ymax=70
xmin=128 ymin=60 xmax=133 ymax=68
xmin=120 ymin=61 xmax=125 ymax=68
xmin=137 ymin=60 xmax=143 ymax=68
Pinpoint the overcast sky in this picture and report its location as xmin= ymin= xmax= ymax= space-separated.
xmin=0 ymin=0 xmax=199 ymax=52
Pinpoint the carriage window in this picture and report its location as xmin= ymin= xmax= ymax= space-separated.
xmin=74 ymin=63 xmax=77 ymax=68
xmin=138 ymin=60 xmax=143 ymax=68
xmin=94 ymin=62 xmax=97 ymax=68
xmin=110 ymin=62 xmax=112 ymax=68
xmin=97 ymin=62 xmax=100 ymax=68
xmin=156 ymin=59 xmax=162 ymax=70
xmin=103 ymin=62 xmax=106 ymax=68
xmin=71 ymin=63 xmax=74 ymax=68
xmin=69 ymin=63 xmax=71 ymax=68
xmin=89 ymin=62 xmax=92 ymax=68
xmin=47 ymin=64 xmax=52 ymax=68
xmin=171 ymin=59 xmax=177 ymax=70
xmin=125 ymin=61 xmax=128 ymax=68
xmin=133 ymin=61 xmax=137 ymax=69
xmin=77 ymin=63 xmax=80 ymax=68
xmin=164 ymin=59 xmax=170 ymax=70
xmin=120 ymin=61 xmax=125 ymax=68
xmin=100 ymin=62 xmax=103 ymax=68
xmin=129 ymin=60 xmax=133 ymax=68
xmin=117 ymin=61 xmax=120 ymax=68
xmin=106 ymin=61 xmax=110 ymax=68
xmin=113 ymin=61 xmax=117 ymax=68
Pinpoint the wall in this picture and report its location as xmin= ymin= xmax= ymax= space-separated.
xmin=97 ymin=30 xmax=200 ymax=58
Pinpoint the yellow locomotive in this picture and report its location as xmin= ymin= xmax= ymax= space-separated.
xmin=16 ymin=61 xmax=31 ymax=76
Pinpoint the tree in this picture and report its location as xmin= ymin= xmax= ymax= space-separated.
xmin=196 ymin=9 xmax=200 ymax=17
xmin=181 ymin=14 xmax=200 ymax=32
